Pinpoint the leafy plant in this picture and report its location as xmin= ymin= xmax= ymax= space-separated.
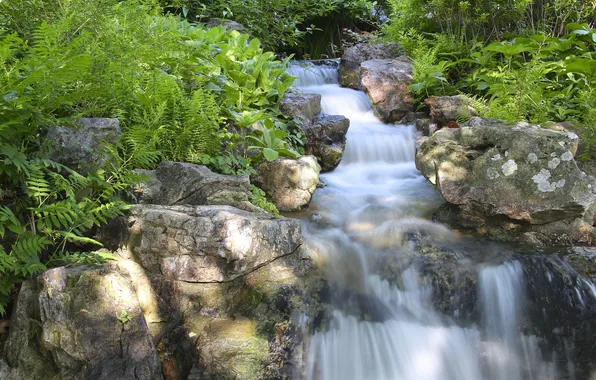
xmin=118 ymin=309 xmax=132 ymax=324
xmin=250 ymin=185 xmax=279 ymax=216
xmin=247 ymin=121 xmax=301 ymax=162
xmin=201 ymin=154 xmax=256 ymax=176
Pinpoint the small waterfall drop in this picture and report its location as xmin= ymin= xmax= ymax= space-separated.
xmin=289 ymin=62 xmax=564 ymax=380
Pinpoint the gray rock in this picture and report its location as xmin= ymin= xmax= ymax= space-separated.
xmin=252 ymin=156 xmax=320 ymax=212
xmin=206 ymin=18 xmax=247 ymax=33
xmin=339 ymin=43 xmax=402 ymax=89
xmin=416 ymin=118 xmax=596 ymax=244
xmin=46 ymin=118 xmax=121 ymax=175
xmin=304 ymin=114 xmax=350 ymax=172
xmin=280 ymin=91 xmax=322 ymax=122
xmin=520 ymin=255 xmax=596 ymax=378
xmin=127 ymin=204 xmax=303 ymax=282
xmin=425 ymin=96 xmax=478 ymax=127
xmin=137 ymin=161 xmax=261 ymax=213
xmin=416 ymin=118 xmax=438 ymax=136
xmin=360 ymin=58 xmax=414 ymax=123
xmin=3 ymin=265 xmax=163 ymax=380
xmin=564 ymin=247 xmax=596 ymax=278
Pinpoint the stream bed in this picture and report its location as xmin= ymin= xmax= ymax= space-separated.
xmin=287 ymin=62 xmax=596 ymax=380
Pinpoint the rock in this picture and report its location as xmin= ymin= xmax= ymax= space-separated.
xmin=3 ymin=265 xmax=163 ymax=380
xmin=425 ymin=96 xmax=477 ymax=127
xmin=206 ymin=19 xmax=246 ymax=33
xmin=127 ymin=204 xmax=303 ymax=282
xmin=279 ymin=91 xmax=322 ymax=122
xmin=360 ymin=58 xmax=414 ymax=123
xmin=542 ymin=121 xmax=596 ymax=178
xmin=46 ymin=118 xmax=121 ymax=175
xmin=416 ymin=117 xmax=596 ymax=244
xmin=415 ymin=118 xmax=438 ymax=136
xmin=252 ymin=156 xmax=320 ymax=212
xmin=521 ymin=255 xmax=596 ymax=379
xmin=136 ymin=161 xmax=260 ymax=213
xmin=303 ymin=114 xmax=350 ymax=172
xmin=196 ymin=317 xmax=269 ymax=379
xmin=279 ymin=91 xmax=350 ymax=172
xmin=564 ymin=247 xmax=596 ymax=278
xmin=377 ymin=238 xmax=479 ymax=325
xmin=339 ymin=43 xmax=402 ymax=89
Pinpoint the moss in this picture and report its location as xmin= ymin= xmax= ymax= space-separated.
xmin=200 ymin=318 xmax=269 ymax=379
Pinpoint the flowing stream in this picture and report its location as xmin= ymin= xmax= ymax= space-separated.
xmin=287 ymin=62 xmax=573 ymax=380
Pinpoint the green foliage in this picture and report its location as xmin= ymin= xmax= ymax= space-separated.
xmin=383 ymin=0 xmax=595 ymax=43
xmin=0 ymin=140 xmax=135 ymax=315
xmin=250 ymin=185 xmax=279 ymax=216
xmin=118 ymin=309 xmax=132 ymax=324
xmin=162 ymin=0 xmax=378 ymax=55
xmin=201 ymin=154 xmax=255 ymax=176
xmin=247 ymin=119 xmax=301 ymax=162
xmin=395 ymin=22 xmax=596 ymax=155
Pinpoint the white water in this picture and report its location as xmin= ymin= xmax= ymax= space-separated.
xmin=290 ymin=63 xmax=559 ymax=380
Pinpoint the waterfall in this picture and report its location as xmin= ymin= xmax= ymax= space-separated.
xmin=289 ymin=62 xmax=563 ymax=380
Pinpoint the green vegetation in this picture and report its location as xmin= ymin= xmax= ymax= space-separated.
xmin=383 ymin=0 xmax=596 ymax=152
xmin=161 ymin=0 xmax=379 ymax=57
xmin=250 ymin=185 xmax=279 ymax=216
xmin=0 ymin=0 xmax=301 ymax=313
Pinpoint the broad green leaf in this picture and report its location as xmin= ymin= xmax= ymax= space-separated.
xmin=263 ymin=148 xmax=279 ymax=161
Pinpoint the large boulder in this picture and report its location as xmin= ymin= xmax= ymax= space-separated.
xmin=136 ymin=161 xmax=260 ymax=213
xmin=303 ymin=114 xmax=350 ymax=172
xmin=279 ymin=91 xmax=322 ymax=122
xmin=2 ymin=156 xmax=323 ymax=380
xmin=360 ymin=58 xmax=415 ymax=123
xmin=425 ymin=95 xmax=477 ymax=127
xmin=2 ymin=265 xmax=163 ymax=380
xmin=46 ymin=118 xmax=121 ymax=174
xmin=252 ymin=156 xmax=321 ymax=212
xmin=416 ymin=117 xmax=596 ymax=244
xmin=339 ymin=43 xmax=402 ymax=89
xmin=126 ymin=204 xmax=303 ymax=282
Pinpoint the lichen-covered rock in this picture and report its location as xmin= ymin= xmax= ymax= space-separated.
xmin=2 ymin=265 xmax=163 ymax=380
xmin=339 ymin=43 xmax=402 ymax=89
xmin=279 ymin=90 xmax=322 ymax=122
xmin=360 ymin=58 xmax=414 ymax=123
xmin=252 ymin=156 xmax=320 ymax=212
xmin=206 ymin=18 xmax=246 ymax=33
xmin=564 ymin=247 xmax=596 ymax=278
xmin=416 ymin=118 xmax=438 ymax=136
xmin=424 ymin=96 xmax=477 ymax=127
xmin=46 ymin=118 xmax=121 ymax=174
xmin=127 ymin=204 xmax=303 ymax=282
xmin=416 ymin=117 xmax=596 ymax=244
xmin=136 ymin=161 xmax=260 ymax=212
xmin=303 ymin=114 xmax=350 ymax=172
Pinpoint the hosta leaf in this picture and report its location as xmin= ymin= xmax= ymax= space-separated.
xmin=263 ymin=148 xmax=279 ymax=161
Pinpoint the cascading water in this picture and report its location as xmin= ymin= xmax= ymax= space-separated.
xmin=288 ymin=62 xmax=569 ymax=380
